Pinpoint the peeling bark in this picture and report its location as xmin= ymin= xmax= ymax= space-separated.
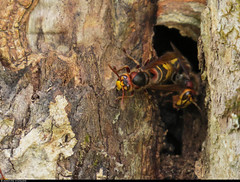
xmin=0 ymin=0 xmax=163 ymax=179
xmin=3 ymin=0 xmax=234 ymax=180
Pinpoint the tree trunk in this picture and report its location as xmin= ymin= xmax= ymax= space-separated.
xmin=0 ymin=0 xmax=163 ymax=179
xmin=195 ymin=0 xmax=240 ymax=179
xmin=3 ymin=0 xmax=237 ymax=180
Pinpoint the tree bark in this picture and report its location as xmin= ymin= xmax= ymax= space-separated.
xmin=4 ymin=0 xmax=237 ymax=180
xmin=195 ymin=0 xmax=240 ymax=179
xmin=156 ymin=0 xmax=206 ymax=41
xmin=0 ymin=0 xmax=163 ymax=179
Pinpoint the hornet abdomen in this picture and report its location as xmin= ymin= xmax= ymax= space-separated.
xmin=148 ymin=58 xmax=179 ymax=85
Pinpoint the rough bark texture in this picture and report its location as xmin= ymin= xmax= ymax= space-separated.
xmin=195 ymin=0 xmax=240 ymax=179
xmin=156 ymin=0 xmax=206 ymax=41
xmin=2 ymin=0 xmax=238 ymax=180
xmin=0 ymin=0 xmax=163 ymax=179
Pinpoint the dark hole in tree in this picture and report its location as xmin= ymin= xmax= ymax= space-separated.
xmin=152 ymin=25 xmax=201 ymax=156
xmin=153 ymin=25 xmax=199 ymax=72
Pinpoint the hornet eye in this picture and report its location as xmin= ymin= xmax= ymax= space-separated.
xmin=123 ymin=79 xmax=129 ymax=86
xmin=182 ymin=92 xmax=191 ymax=100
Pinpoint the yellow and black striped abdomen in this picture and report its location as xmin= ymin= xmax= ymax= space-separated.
xmin=148 ymin=58 xmax=179 ymax=85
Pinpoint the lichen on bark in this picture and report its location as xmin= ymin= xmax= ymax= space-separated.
xmin=197 ymin=0 xmax=240 ymax=179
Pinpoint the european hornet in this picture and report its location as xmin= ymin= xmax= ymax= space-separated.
xmin=109 ymin=43 xmax=202 ymax=112
xmin=150 ymin=43 xmax=202 ymax=112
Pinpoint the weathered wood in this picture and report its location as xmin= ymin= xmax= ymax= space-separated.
xmin=0 ymin=0 xmax=164 ymax=179
xmin=156 ymin=0 xmax=206 ymax=41
xmin=4 ymin=0 xmax=235 ymax=180
xmin=196 ymin=0 xmax=240 ymax=179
